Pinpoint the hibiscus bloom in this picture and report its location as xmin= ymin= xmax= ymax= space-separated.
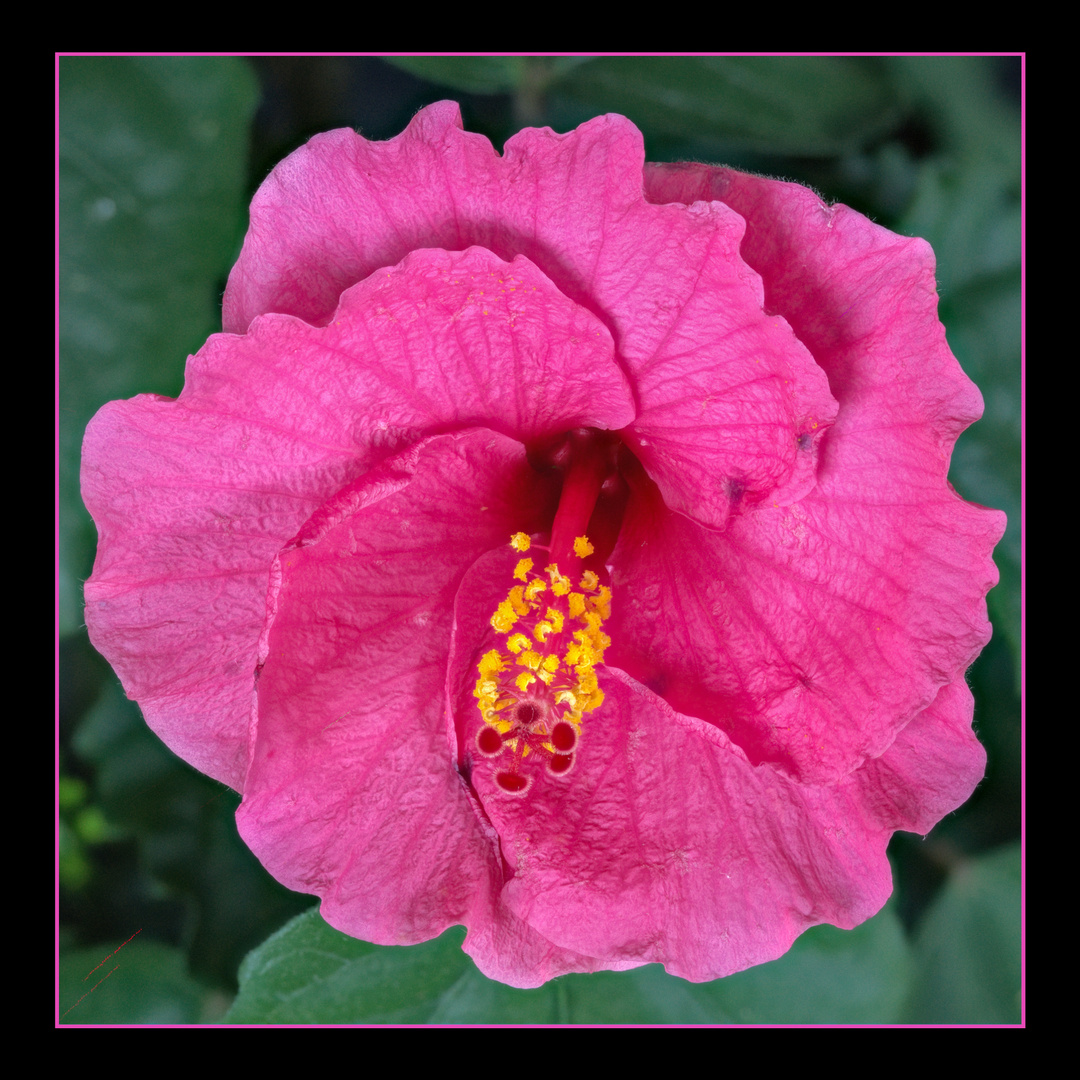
xmin=82 ymin=101 xmax=1005 ymax=987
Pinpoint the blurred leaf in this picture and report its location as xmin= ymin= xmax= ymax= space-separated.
xmin=227 ymin=902 xmax=911 ymax=1024
xmin=887 ymin=56 xmax=1020 ymax=169
xmin=943 ymin=274 xmax=1021 ymax=676
xmin=60 ymin=940 xmax=214 ymax=1024
xmin=964 ymin=632 xmax=1021 ymax=850
xmin=892 ymin=69 xmax=1020 ymax=683
xmin=903 ymin=159 xmax=1020 ymax=299
xmin=73 ymin=680 xmax=188 ymax=828
xmin=226 ymin=911 xmax=473 ymax=1024
xmin=686 ymin=903 xmax=912 ymax=1024
xmin=59 ymin=819 xmax=92 ymax=891
xmin=385 ymin=56 xmax=526 ymax=94
xmin=902 ymin=843 xmax=1021 ymax=1024
xmin=552 ymin=56 xmax=901 ymax=156
xmin=59 ymin=775 xmax=88 ymax=812
xmin=71 ymin=678 xmax=311 ymax=986
xmin=58 ymin=56 xmax=258 ymax=636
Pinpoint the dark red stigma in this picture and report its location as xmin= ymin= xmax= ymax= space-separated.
xmin=476 ymin=726 xmax=505 ymax=757
xmin=496 ymin=771 xmax=531 ymax=794
xmin=551 ymin=721 xmax=577 ymax=753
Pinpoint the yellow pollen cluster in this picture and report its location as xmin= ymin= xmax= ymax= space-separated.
xmin=475 ymin=533 xmax=611 ymax=759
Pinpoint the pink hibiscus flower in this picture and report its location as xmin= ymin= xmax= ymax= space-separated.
xmin=82 ymin=101 xmax=1005 ymax=987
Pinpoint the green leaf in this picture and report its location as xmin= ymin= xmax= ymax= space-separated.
xmin=903 ymin=159 xmax=1020 ymax=299
xmin=385 ymin=56 xmax=527 ymax=94
xmin=942 ymin=271 xmax=1021 ymax=679
xmin=902 ymin=844 xmax=1022 ymax=1024
xmin=884 ymin=62 xmax=1020 ymax=688
xmin=227 ymin=903 xmax=912 ymax=1024
xmin=553 ymin=56 xmax=901 ymax=156
xmin=59 ymin=939 xmax=217 ymax=1024
xmin=226 ymin=910 xmax=474 ymax=1024
xmin=688 ymin=903 xmax=912 ymax=1024
xmin=887 ymin=56 xmax=1020 ymax=168
xmin=70 ymin=677 xmax=311 ymax=987
xmin=58 ymin=56 xmax=259 ymax=636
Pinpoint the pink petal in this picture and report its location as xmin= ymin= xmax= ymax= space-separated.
xmin=854 ymin=675 xmax=987 ymax=836
xmin=237 ymin=431 xmax=551 ymax=942
xmin=83 ymin=245 xmax=632 ymax=791
xmin=608 ymin=457 xmax=999 ymax=784
xmin=237 ymin=429 xmax=630 ymax=985
xmin=462 ymin=668 xmax=984 ymax=984
xmin=222 ymin=246 xmax=634 ymax=451
xmin=82 ymin=391 xmax=331 ymax=789
xmin=644 ymin=164 xmax=994 ymax=472
xmin=83 ymin=106 xmax=1006 ymax=990
xmin=224 ymin=102 xmax=837 ymax=529
xmin=447 ymin=534 xmax=987 ymax=984
xmin=464 ymin=666 xmax=896 ymax=983
xmin=602 ymin=165 xmax=1010 ymax=784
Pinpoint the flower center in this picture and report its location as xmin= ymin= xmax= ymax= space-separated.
xmin=474 ymin=532 xmax=611 ymax=794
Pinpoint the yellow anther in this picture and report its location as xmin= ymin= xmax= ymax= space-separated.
xmin=478 ymin=650 xmax=505 ymax=677
xmin=572 ymin=631 xmax=600 ymax=666
xmin=594 ymin=586 xmax=612 ymax=619
xmin=478 ymin=530 xmax=614 ymax=783
xmin=524 ymin=579 xmax=547 ymax=604
xmin=492 ymin=601 xmax=517 ymax=633
xmin=545 ymin=564 xmax=572 ymax=595
xmin=577 ymin=667 xmax=599 ymax=697
xmin=508 ymin=586 xmax=530 ymax=617
xmin=573 ymin=536 xmax=595 ymax=558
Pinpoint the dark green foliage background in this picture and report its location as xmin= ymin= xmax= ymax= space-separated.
xmin=58 ymin=55 xmax=1022 ymax=1026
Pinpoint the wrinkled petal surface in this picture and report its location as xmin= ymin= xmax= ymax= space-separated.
xmin=224 ymin=102 xmax=837 ymax=529
xmin=238 ymin=432 xmax=546 ymax=948
xmin=629 ymin=163 xmax=1007 ymax=781
xmin=83 ymin=103 xmax=1004 ymax=988
xmin=608 ymin=453 xmax=1000 ymax=784
xmin=446 ymin=538 xmax=985 ymax=981
xmin=84 ymin=243 xmax=633 ymax=789
xmin=237 ymin=430 xmax=643 ymax=985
